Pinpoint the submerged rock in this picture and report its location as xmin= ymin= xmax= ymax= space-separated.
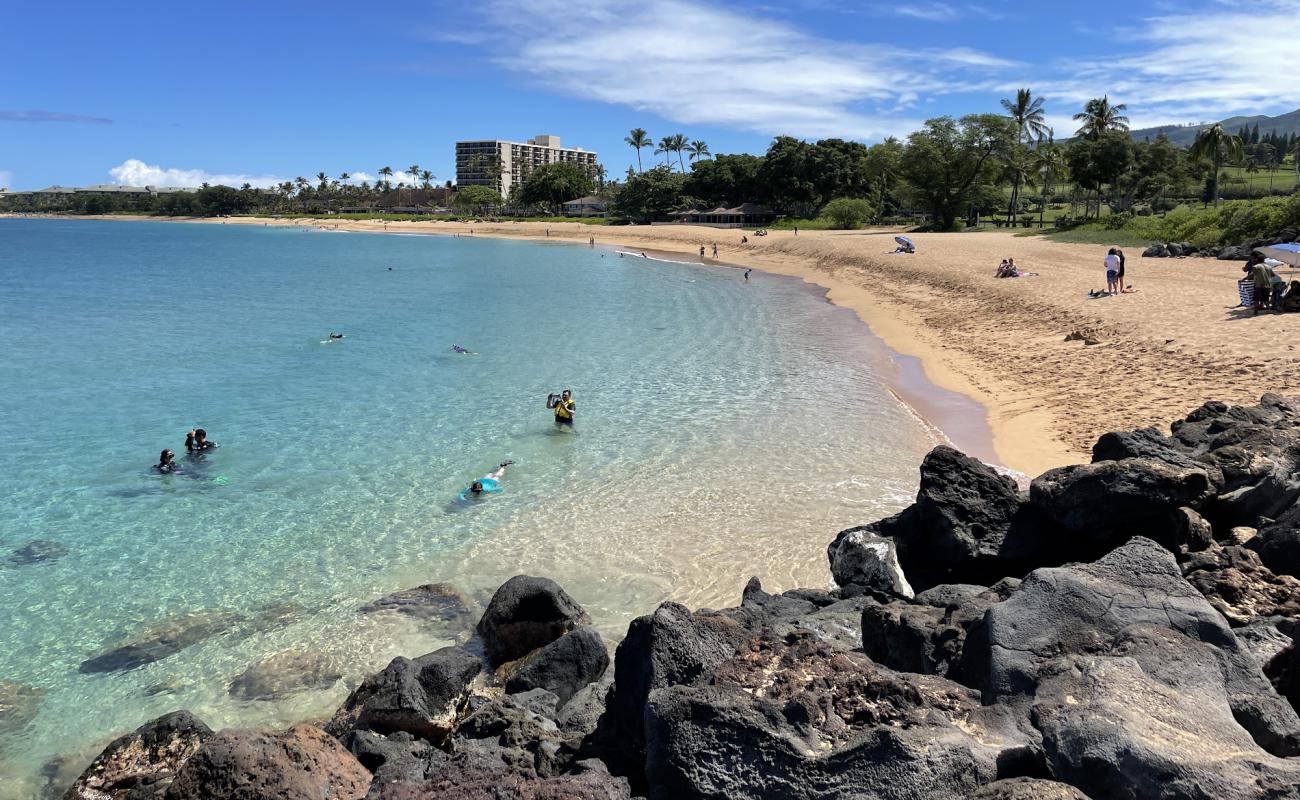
xmin=65 ymin=710 xmax=211 ymax=800
xmin=165 ymin=724 xmax=370 ymax=800
xmin=228 ymin=649 xmax=343 ymax=701
xmin=358 ymin=583 xmax=473 ymax=624
xmin=0 ymin=682 xmax=43 ymax=740
xmin=6 ymin=539 xmax=69 ymax=566
xmin=79 ymin=611 xmax=241 ymax=674
xmin=476 ymin=576 xmax=589 ymax=667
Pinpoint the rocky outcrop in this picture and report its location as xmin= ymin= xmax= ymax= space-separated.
xmin=228 ymin=650 xmax=343 ymax=701
xmin=476 ymin=576 xmax=589 ymax=667
xmin=504 ymin=627 xmax=609 ymax=707
xmin=324 ymin=647 xmax=480 ymax=744
xmin=1182 ymin=543 xmax=1300 ymax=624
xmin=370 ymin=764 xmax=631 ymax=799
xmin=164 ymin=724 xmax=370 ymax=800
xmin=1248 ymin=501 xmax=1300 ymax=578
xmin=79 ymin=612 xmax=241 ymax=674
xmin=967 ymin=778 xmax=1092 ymax=799
xmin=65 ymin=711 xmax=212 ymax=800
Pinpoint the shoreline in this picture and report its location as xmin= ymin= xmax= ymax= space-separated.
xmin=7 ymin=213 xmax=1018 ymax=472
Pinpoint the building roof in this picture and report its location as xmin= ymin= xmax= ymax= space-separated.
xmin=562 ymin=195 xmax=608 ymax=205
xmin=673 ymin=203 xmax=776 ymax=217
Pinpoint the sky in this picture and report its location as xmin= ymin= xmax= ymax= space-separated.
xmin=2 ymin=0 xmax=1298 ymax=190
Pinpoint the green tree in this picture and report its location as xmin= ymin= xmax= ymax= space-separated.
xmin=668 ymin=133 xmax=688 ymax=171
xmin=760 ymin=136 xmax=820 ymax=216
xmin=453 ymin=184 xmax=503 ymax=215
xmin=608 ymin=165 xmax=687 ymax=222
xmin=1072 ymin=96 xmax=1129 ymax=140
xmin=378 ymin=166 xmax=393 ymax=193
xmin=687 ymin=140 xmax=711 ymax=163
xmin=655 ymin=136 xmax=675 ymax=169
xmin=1000 ymin=89 xmax=1048 ymax=224
xmin=819 ymin=197 xmax=876 ymax=229
xmin=899 ymin=114 xmax=1016 ymax=230
xmin=1034 ymin=142 xmax=1067 ymax=227
xmin=624 ymin=128 xmax=651 ymax=173
xmin=683 ymin=153 xmax=763 ymax=206
xmin=1065 ymin=131 xmax=1133 ymax=218
xmin=516 ymin=162 xmax=594 ymax=214
xmin=864 ymin=137 xmax=904 ymax=217
xmin=1189 ymin=123 xmax=1244 ymax=206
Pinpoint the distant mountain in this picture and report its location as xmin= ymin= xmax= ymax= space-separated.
xmin=1129 ymin=108 xmax=1300 ymax=146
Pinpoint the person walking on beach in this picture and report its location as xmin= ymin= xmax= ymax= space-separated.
xmin=1104 ymin=248 xmax=1121 ymax=295
xmin=1116 ymin=248 xmax=1127 ymax=293
xmin=711 ymin=242 xmax=718 ymax=258
xmin=547 ymin=389 xmax=576 ymax=426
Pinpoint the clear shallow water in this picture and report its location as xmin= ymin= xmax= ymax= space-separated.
xmin=0 ymin=219 xmax=936 ymax=794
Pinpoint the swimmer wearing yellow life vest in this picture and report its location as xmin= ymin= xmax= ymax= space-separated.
xmin=547 ymin=389 xmax=575 ymax=426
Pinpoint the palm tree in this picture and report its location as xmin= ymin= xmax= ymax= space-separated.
xmin=1190 ymin=123 xmax=1244 ymax=207
xmin=1072 ymin=96 xmax=1130 ymax=140
xmin=420 ymin=170 xmax=434 ymax=190
xmin=378 ymin=166 xmax=393 ymax=193
xmin=655 ymin=136 xmax=675 ymax=169
xmin=1001 ymin=89 xmax=1049 ymax=146
xmin=687 ymin=140 xmax=711 ymax=163
xmin=1003 ymin=149 xmax=1035 ymax=225
xmin=316 ymin=171 xmax=329 ymax=193
xmin=624 ymin=128 xmax=651 ymax=172
xmin=668 ymin=133 xmax=689 ymax=171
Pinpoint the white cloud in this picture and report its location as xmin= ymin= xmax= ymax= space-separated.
xmin=1040 ymin=0 xmax=1300 ymax=129
xmin=891 ymin=2 xmax=960 ymax=21
xmin=466 ymin=0 xmax=1012 ymax=141
xmin=346 ymin=171 xmax=374 ymax=184
xmin=107 ymin=158 xmax=285 ymax=188
xmin=0 ymin=170 xmax=12 ymax=189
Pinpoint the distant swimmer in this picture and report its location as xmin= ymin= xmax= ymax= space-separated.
xmin=329 ymin=332 xmax=345 ymax=340
xmin=744 ymin=269 xmax=751 ymax=281
xmin=387 ymin=267 xmax=394 ymax=271
xmin=547 ymin=389 xmax=576 ymax=426
xmin=185 ymin=428 xmax=218 ymax=453
xmin=459 ymin=461 xmax=514 ymax=501
xmin=451 ymin=344 xmax=472 ymax=354
xmin=154 ymin=449 xmax=180 ymax=474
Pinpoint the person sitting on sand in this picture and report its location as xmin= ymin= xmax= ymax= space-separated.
xmin=460 ymin=461 xmax=514 ymax=501
xmin=155 ymin=449 xmax=179 ymax=474
xmin=185 ymin=429 xmax=218 ymax=453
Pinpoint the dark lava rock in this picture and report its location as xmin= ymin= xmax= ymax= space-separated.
xmin=967 ymin=777 xmax=1092 ymax=799
xmin=371 ymin=766 xmax=631 ymax=800
xmin=79 ymin=612 xmax=241 ymax=674
xmin=1218 ymin=244 xmax=1251 ymax=260
xmin=963 ymin=537 xmax=1300 ymax=757
xmin=861 ymin=584 xmax=1002 ymax=680
xmin=451 ymin=691 xmax=573 ymax=780
xmin=0 ymin=681 xmax=43 ymax=739
xmin=643 ymin=628 xmax=1035 ymax=800
xmin=66 ymin=710 xmax=211 ymax=800
xmin=476 ymin=576 xmax=589 ymax=667
xmin=1028 ymin=458 xmax=1212 ymax=556
xmin=504 ymin=627 xmax=609 ymax=707
xmin=6 ymin=539 xmax=69 ymax=566
xmin=1142 ymin=243 xmax=1168 ymax=258
xmin=324 ymin=646 xmax=480 ymax=744
xmin=339 ymin=729 xmax=434 ymax=789
xmin=164 ymin=724 xmax=370 ymax=800
xmin=824 ymin=528 xmax=913 ymax=597
xmin=1091 ymin=426 xmax=1204 ymax=473
xmin=1249 ymin=501 xmax=1300 ymax=578
xmin=738 ymin=577 xmax=819 ymax=622
xmin=1182 ymin=543 xmax=1300 ymax=624
xmin=358 ymin=583 xmax=473 ymax=624
xmin=228 ymin=649 xmax=343 ymax=701
xmin=1034 ymin=653 xmax=1300 ymax=800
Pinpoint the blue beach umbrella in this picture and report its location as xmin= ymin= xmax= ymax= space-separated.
xmin=894 ymin=235 xmax=914 ymax=250
xmin=1257 ymin=243 xmax=1300 ymax=267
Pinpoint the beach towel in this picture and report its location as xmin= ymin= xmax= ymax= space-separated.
xmin=1238 ymin=279 xmax=1256 ymax=307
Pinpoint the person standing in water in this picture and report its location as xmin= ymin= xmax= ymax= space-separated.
xmin=744 ymin=269 xmax=752 ymax=281
xmin=154 ymin=449 xmax=179 ymax=474
xmin=547 ymin=389 xmax=576 ymax=425
xmin=711 ymin=242 xmax=718 ymax=258
xmin=185 ymin=429 xmax=218 ymax=452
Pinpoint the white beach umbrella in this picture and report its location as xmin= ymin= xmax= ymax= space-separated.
xmin=1256 ymin=243 xmax=1300 ymax=267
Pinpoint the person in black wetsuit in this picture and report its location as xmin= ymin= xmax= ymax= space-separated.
xmin=155 ymin=449 xmax=179 ymax=473
xmin=186 ymin=428 xmax=218 ymax=452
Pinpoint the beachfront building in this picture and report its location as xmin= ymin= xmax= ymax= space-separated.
xmin=560 ymin=195 xmax=609 ymax=218
xmin=669 ymin=204 xmax=777 ymax=228
xmin=455 ymin=135 xmax=598 ymax=198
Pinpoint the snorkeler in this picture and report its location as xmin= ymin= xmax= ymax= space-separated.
xmin=329 ymin=332 xmax=345 ymax=340
xmin=547 ymin=389 xmax=575 ymax=425
xmin=459 ymin=461 xmax=514 ymax=501
xmin=451 ymin=344 xmax=472 ymax=354
xmin=185 ymin=428 xmax=218 ymax=452
xmin=155 ymin=449 xmax=179 ymax=474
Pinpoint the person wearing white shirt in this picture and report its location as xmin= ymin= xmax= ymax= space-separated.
xmin=1104 ymin=249 xmax=1121 ymax=295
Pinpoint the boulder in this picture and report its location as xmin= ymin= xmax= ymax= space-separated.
xmin=1091 ymin=426 xmax=1203 ymax=473
xmin=825 ymin=528 xmax=913 ymax=598
xmin=65 ymin=711 xmax=212 ymax=800
xmin=1028 ymin=458 xmax=1212 ymax=556
xmin=1167 ymin=242 xmax=1186 ymax=256
xmin=1218 ymin=244 xmax=1250 ymax=261
xmin=228 ymin=650 xmax=343 ymax=701
xmin=783 ymin=595 xmax=873 ymax=651
xmin=967 ymin=778 xmax=1092 ymax=799
xmin=860 ymin=584 xmax=1002 ymax=680
xmin=1141 ymin=243 xmax=1168 ymax=258
xmin=370 ymin=766 xmax=631 ymax=799
xmin=644 ymin=628 xmax=1036 ymax=800
xmin=504 ymin=627 xmax=609 ymax=707
xmin=324 ymin=646 xmax=480 ymax=744
xmin=339 ymin=729 xmax=434 ymax=788
xmin=1034 ymin=654 xmax=1300 ymax=800
xmin=1182 ymin=544 xmax=1300 ymax=624
xmin=164 ymin=724 xmax=370 ymax=800
xmin=6 ymin=539 xmax=69 ymax=566
xmin=477 ymin=576 xmax=589 ymax=667
xmin=358 ymin=583 xmax=473 ymax=625
xmin=1175 ymin=506 xmax=1216 ymax=552
xmin=0 ymin=681 xmax=43 ymax=739
xmin=1235 ymin=621 xmax=1294 ymax=674
xmin=963 ymin=537 xmax=1300 ymax=757
xmin=1248 ymin=501 xmax=1300 ymax=578
xmin=79 ymin=611 xmax=241 ymax=674
xmin=738 ymin=577 xmax=819 ymax=621
xmin=450 ymin=691 xmax=573 ymax=780
xmin=556 ymin=670 xmax=613 ymax=739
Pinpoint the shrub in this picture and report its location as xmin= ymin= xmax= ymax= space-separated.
xmin=819 ymin=198 xmax=877 ymax=230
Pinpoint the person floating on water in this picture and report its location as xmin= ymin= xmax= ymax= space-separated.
xmin=459 ymin=461 xmax=514 ymax=501
xmin=547 ymin=389 xmax=575 ymax=426
xmin=155 ymin=449 xmax=179 ymax=474
xmin=185 ymin=428 xmax=218 ymax=453
xmin=451 ymin=344 xmax=472 ymax=354
xmin=329 ymin=332 xmax=345 ymax=340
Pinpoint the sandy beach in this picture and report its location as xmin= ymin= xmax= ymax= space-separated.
xmin=20 ymin=214 xmax=1299 ymax=474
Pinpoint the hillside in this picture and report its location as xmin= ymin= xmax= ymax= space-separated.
xmin=1131 ymin=108 xmax=1300 ymax=146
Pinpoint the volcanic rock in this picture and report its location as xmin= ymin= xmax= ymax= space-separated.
xmin=66 ymin=710 xmax=211 ymax=800
xmin=324 ymin=646 xmax=480 ymax=744
xmin=228 ymin=649 xmax=343 ymax=701
xmin=476 ymin=576 xmax=589 ymax=667
xmin=504 ymin=627 xmax=609 ymax=707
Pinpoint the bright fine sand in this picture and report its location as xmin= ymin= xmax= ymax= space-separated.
xmin=65 ymin=216 xmax=1300 ymax=474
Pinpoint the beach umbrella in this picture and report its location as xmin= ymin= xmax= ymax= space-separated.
xmin=894 ymin=235 xmax=914 ymax=248
xmin=1256 ymin=243 xmax=1300 ymax=267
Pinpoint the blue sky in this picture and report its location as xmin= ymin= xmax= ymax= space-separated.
xmin=3 ymin=0 xmax=1298 ymax=189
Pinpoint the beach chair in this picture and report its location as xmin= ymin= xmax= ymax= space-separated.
xmin=1237 ymin=279 xmax=1255 ymax=308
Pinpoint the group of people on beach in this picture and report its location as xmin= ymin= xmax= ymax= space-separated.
xmin=1243 ymin=252 xmax=1300 ymax=314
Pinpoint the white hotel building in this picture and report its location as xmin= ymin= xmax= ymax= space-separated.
xmin=455 ymin=135 xmax=598 ymax=198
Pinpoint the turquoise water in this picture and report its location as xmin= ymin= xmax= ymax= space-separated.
xmin=0 ymin=219 xmax=936 ymax=794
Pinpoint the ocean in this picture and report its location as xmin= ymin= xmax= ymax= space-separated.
xmin=0 ymin=218 xmax=938 ymax=794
